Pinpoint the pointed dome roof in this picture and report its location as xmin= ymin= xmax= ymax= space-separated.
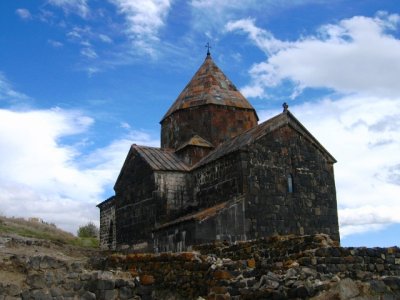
xmin=161 ymin=54 xmax=257 ymax=121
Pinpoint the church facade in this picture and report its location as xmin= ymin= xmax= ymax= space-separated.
xmin=97 ymin=53 xmax=340 ymax=252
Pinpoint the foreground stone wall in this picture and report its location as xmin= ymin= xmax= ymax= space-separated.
xmin=1 ymin=234 xmax=400 ymax=299
xmin=101 ymin=234 xmax=400 ymax=299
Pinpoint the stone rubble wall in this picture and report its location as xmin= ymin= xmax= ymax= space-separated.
xmin=1 ymin=234 xmax=400 ymax=299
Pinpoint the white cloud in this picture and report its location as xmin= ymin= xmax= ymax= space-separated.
xmin=48 ymin=39 xmax=64 ymax=48
xmin=0 ymin=73 xmax=30 ymax=104
xmin=226 ymin=12 xmax=400 ymax=98
xmin=48 ymin=0 xmax=90 ymax=18
xmin=109 ymin=0 xmax=172 ymax=55
xmin=98 ymin=34 xmax=113 ymax=43
xmin=16 ymin=8 xmax=32 ymax=20
xmin=81 ymin=47 xmax=98 ymax=59
xmin=190 ymin=0 xmax=328 ymax=37
xmin=0 ymin=107 xmax=159 ymax=234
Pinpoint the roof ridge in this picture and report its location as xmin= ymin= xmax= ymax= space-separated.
xmin=191 ymin=110 xmax=336 ymax=169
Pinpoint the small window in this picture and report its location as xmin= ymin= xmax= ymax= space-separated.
xmin=287 ymin=174 xmax=293 ymax=193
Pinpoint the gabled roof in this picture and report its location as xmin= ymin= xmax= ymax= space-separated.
xmin=194 ymin=110 xmax=336 ymax=168
xmin=132 ymin=145 xmax=189 ymax=171
xmin=176 ymin=135 xmax=214 ymax=152
xmin=161 ymin=54 xmax=257 ymax=121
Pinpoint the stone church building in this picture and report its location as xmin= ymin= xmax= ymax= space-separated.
xmin=97 ymin=52 xmax=340 ymax=252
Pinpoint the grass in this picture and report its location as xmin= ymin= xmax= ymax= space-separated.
xmin=0 ymin=216 xmax=99 ymax=248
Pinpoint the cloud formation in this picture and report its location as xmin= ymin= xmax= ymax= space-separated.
xmin=109 ymin=0 xmax=172 ymax=55
xmin=48 ymin=0 xmax=90 ymax=18
xmin=226 ymin=12 xmax=400 ymax=98
xmin=0 ymin=99 xmax=158 ymax=233
xmin=0 ymin=73 xmax=30 ymax=104
xmin=15 ymin=8 xmax=32 ymax=20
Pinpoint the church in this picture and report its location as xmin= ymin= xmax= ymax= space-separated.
xmin=97 ymin=51 xmax=340 ymax=252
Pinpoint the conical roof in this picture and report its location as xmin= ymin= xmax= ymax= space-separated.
xmin=161 ymin=54 xmax=257 ymax=121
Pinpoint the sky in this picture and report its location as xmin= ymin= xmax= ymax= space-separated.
xmin=0 ymin=0 xmax=399 ymax=247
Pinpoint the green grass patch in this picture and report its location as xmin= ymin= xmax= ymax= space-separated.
xmin=71 ymin=237 xmax=99 ymax=248
xmin=0 ymin=216 xmax=99 ymax=248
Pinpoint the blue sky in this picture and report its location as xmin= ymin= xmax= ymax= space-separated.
xmin=0 ymin=0 xmax=399 ymax=247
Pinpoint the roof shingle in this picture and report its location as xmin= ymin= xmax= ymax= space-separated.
xmin=133 ymin=145 xmax=189 ymax=171
xmin=161 ymin=55 xmax=257 ymax=121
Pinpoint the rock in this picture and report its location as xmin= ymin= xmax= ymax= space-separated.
xmin=103 ymin=289 xmax=118 ymax=300
xmin=289 ymin=285 xmax=309 ymax=298
xmin=49 ymin=287 xmax=62 ymax=297
xmin=285 ymin=267 xmax=298 ymax=279
xmin=97 ymin=278 xmax=115 ymax=290
xmin=29 ymin=257 xmax=41 ymax=270
xmin=80 ymin=272 xmax=92 ymax=281
xmin=336 ymin=278 xmax=360 ymax=299
xmin=301 ymin=266 xmax=318 ymax=278
xmin=369 ymin=280 xmax=388 ymax=294
xmin=39 ymin=255 xmax=62 ymax=269
xmin=247 ymin=258 xmax=256 ymax=269
xmin=3 ymin=284 xmax=21 ymax=297
xmin=119 ymin=286 xmax=135 ymax=299
xmin=26 ymin=274 xmax=46 ymax=289
xmin=67 ymin=272 xmax=79 ymax=279
xmin=213 ymin=270 xmax=233 ymax=280
xmin=81 ymin=291 xmax=96 ymax=300
xmin=254 ymin=274 xmax=279 ymax=289
xmin=31 ymin=289 xmax=52 ymax=300
xmin=139 ymin=275 xmax=155 ymax=286
xmin=383 ymin=277 xmax=400 ymax=291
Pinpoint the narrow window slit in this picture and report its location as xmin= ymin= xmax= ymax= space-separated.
xmin=287 ymin=174 xmax=293 ymax=193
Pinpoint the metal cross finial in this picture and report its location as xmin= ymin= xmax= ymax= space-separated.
xmin=283 ymin=102 xmax=289 ymax=112
xmin=205 ymin=42 xmax=212 ymax=56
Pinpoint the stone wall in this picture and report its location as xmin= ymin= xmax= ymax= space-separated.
xmin=98 ymin=197 xmax=116 ymax=250
xmin=161 ymin=105 xmax=257 ymax=150
xmin=2 ymin=234 xmax=400 ymax=299
xmin=100 ymin=234 xmax=400 ymax=299
xmin=193 ymin=151 xmax=245 ymax=209
xmin=154 ymin=171 xmax=191 ymax=221
xmin=244 ymin=125 xmax=339 ymax=241
xmin=153 ymin=197 xmax=247 ymax=252
xmin=114 ymin=152 xmax=157 ymax=250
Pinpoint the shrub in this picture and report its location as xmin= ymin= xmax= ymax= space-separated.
xmin=77 ymin=222 xmax=99 ymax=238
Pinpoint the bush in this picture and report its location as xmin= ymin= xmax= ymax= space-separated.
xmin=77 ymin=222 xmax=99 ymax=238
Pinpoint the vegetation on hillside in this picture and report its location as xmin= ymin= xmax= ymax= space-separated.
xmin=0 ymin=216 xmax=99 ymax=248
xmin=77 ymin=222 xmax=99 ymax=238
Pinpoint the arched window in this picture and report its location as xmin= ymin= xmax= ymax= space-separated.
xmin=287 ymin=174 xmax=293 ymax=193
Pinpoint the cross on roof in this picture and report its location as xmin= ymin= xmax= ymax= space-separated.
xmin=283 ymin=102 xmax=289 ymax=112
xmin=205 ymin=42 xmax=212 ymax=56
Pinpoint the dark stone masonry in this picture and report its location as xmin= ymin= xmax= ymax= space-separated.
xmin=97 ymin=52 xmax=340 ymax=252
xmin=2 ymin=234 xmax=400 ymax=299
